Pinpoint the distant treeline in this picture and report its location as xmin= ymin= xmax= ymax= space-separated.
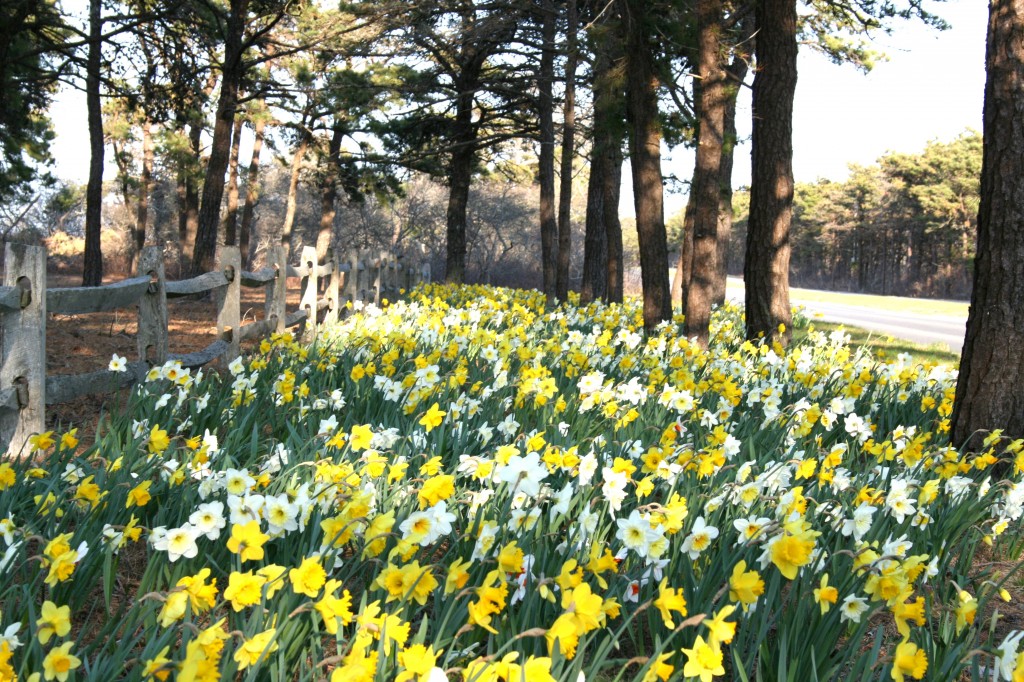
xmin=729 ymin=131 xmax=980 ymax=299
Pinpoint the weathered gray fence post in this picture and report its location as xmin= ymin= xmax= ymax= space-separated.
xmin=324 ymin=249 xmax=342 ymax=326
xmin=343 ymin=249 xmax=359 ymax=313
xmin=365 ymin=252 xmax=374 ymax=302
xmin=137 ymin=245 xmax=168 ymax=364
xmin=299 ymin=246 xmax=318 ymax=342
xmin=386 ymin=254 xmax=397 ymax=302
xmin=369 ymin=252 xmax=382 ymax=305
xmin=265 ymin=243 xmax=287 ymax=335
xmin=217 ymin=246 xmax=241 ymax=363
xmin=395 ymin=253 xmax=406 ymax=295
xmin=354 ymin=249 xmax=366 ymax=303
xmin=0 ymin=244 xmax=46 ymax=456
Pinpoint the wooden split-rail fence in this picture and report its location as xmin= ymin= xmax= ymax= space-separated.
xmin=0 ymin=242 xmax=431 ymax=456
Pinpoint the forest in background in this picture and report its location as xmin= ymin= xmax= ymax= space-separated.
xmin=725 ymin=130 xmax=980 ymax=299
xmin=4 ymin=127 xmax=980 ymax=299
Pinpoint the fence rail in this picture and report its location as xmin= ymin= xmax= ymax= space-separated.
xmin=0 ymin=242 xmax=430 ymax=455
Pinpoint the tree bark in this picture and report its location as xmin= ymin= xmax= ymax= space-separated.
xmin=176 ymin=168 xmax=187 ymax=260
xmin=82 ymin=0 xmax=104 ymax=286
xmin=620 ymin=0 xmax=671 ymax=330
xmin=445 ymin=62 xmax=482 ymax=284
xmin=317 ymin=121 xmax=345 ymax=262
xmin=581 ymin=14 xmax=623 ymax=304
xmin=223 ymin=116 xmax=243 ymax=246
xmin=672 ymin=190 xmax=695 ymax=309
xmin=744 ymin=0 xmax=796 ymax=344
xmin=182 ymin=119 xmax=202 ymax=264
xmin=282 ymin=131 xmax=310 ymax=259
xmin=604 ymin=140 xmax=624 ymax=303
xmin=239 ymin=114 xmax=265 ymax=267
xmin=952 ymin=0 xmax=1024 ymax=447
xmin=446 ymin=141 xmax=473 ymax=284
xmin=712 ymin=19 xmax=753 ymax=306
xmin=191 ymin=0 xmax=248 ymax=276
xmin=134 ymin=118 xmax=154 ymax=262
xmin=685 ymin=0 xmax=726 ymax=346
xmin=556 ymin=0 xmax=578 ymax=300
xmin=538 ymin=0 xmax=558 ymax=299
xmin=581 ymin=158 xmax=608 ymax=303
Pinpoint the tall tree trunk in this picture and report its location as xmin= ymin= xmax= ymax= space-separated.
xmin=192 ymin=0 xmax=248 ymax=276
xmin=445 ymin=69 xmax=481 ymax=284
xmin=952 ymin=0 xmax=1024 ymax=448
xmin=180 ymin=120 xmax=202 ymax=267
xmin=240 ymin=114 xmax=265 ymax=267
xmin=620 ymin=0 xmax=671 ymax=330
xmin=134 ymin=119 xmax=154 ymax=260
xmin=112 ymin=138 xmax=133 ymax=213
xmin=538 ymin=0 xmax=558 ymax=299
xmin=82 ymin=0 xmax=104 ymax=286
xmin=282 ymin=132 xmax=310 ymax=259
xmin=685 ymin=0 xmax=726 ymax=346
xmin=446 ymin=144 xmax=473 ymax=284
xmin=672 ymin=190 xmax=695 ymax=309
xmin=581 ymin=16 xmax=622 ymax=304
xmin=604 ymin=141 xmax=624 ymax=303
xmin=176 ymin=168 xmax=187 ymax=261
xmin=712 ymin=20 xmax=753 ymax=306
xmin=317 ymin=121 xmax=345 ymax=262
xmin=223 ymin=116 xmax=243 ymax=246
xmin=556 ymin=0 xmax=578 ymax=300
xmin=581 ymin=160 xmax=608 ymax=303
xmin=743 ymin=0 xmax=796 ymax=344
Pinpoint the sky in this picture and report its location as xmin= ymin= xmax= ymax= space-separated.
xmin=45 ymin=0 xmax=987 ymax=219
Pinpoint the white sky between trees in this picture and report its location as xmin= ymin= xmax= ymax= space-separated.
xmin=44 ymin=0 xmax=985 ymax=221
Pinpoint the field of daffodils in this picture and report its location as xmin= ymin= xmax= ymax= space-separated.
xmin=2 ymin=283 xmax=1023 ymax=682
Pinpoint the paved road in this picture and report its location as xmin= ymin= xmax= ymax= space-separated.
xmin=722 ymin=279 xmax=967 ymax=352
xmin=792 ymin=300 xmax=967 ymax=353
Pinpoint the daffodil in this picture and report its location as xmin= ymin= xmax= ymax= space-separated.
xmin=729 ymin=560 xmax=764 ymax=611
xmin=681 ymin=635 xmax=724 ymax=682
xmin=224 ymin=570 xmax=266 ymax=611
xmin=233 ymin=628 xmax=278 ymax=671
xmin=418 ymin=403 xmax=446 ymax=432
xmin=226 ymin=521 xmax=269 ymax=562
xmin=36 ymin=601 xmax=71 ymax=644
xmin=43 ymin=642 xmax=81 ymax=681
xmin=814 ymin=574 xmax=839 ymax=614
xmin=396 ymin=644 xmax=441 ymax=682
xmin=653 ymin=579 xmax=688 ymax=629
xmin=289 ymin=556 xmax=327 ymax=598
xmin=891 ymin=640 xmax=928 ymax=681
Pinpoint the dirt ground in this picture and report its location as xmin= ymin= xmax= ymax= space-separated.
xmin=42 ymin=271 xmax=303 ymax=444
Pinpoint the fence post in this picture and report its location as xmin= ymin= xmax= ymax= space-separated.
xmin=342 ymin=249 xmax=359 ymax=314
xmin=385 ymin=250 xmax=395 ymax=301
xmin=217 ymin=246 xmax=241 ymax=364
xmin=137 ymin=245 xmax=168 ymax=365
xmin=386 ymin=255 xmax=397 ymax=302
xmin=395 ymin=253 xmax=405 ymax=296
xmin=370 ymin=251 xmax=384 ymax=305
xmin=299 ymin=245 xmax=318 ymax=342
xmin=355 ymin=250 xmax=367 ymax=304
xmin=324 ymin=248 xmax=342 ymax=326
xmin=365 ymin=250 xmax=375 ymax=303
xmin=265 ymin=243 xmax=286 ymax=335
xmin=0 ymin=244 xmax=46 ymax=456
